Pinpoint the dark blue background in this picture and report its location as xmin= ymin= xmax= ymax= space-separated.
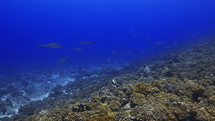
xmin=1 ymin=0 xmax=215 ymax=71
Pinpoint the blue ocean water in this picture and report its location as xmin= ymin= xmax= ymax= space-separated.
xmin=0 ymin=0 xmax=215 ymax=118
xmin=1 ymin=0 xmax=215 ymax=71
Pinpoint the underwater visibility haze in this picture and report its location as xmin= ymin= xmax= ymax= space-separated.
xmin=1 ymin=0 xmax=215 ymax=69
xmin=0 ymin=0 xmax=215 ymax=120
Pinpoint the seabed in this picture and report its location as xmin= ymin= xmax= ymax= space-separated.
xmin=0 ymin=38 xmax=215 ymax=121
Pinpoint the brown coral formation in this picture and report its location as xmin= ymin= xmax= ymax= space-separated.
xmin=15 ymin=40 xmax=215 ymax=120
xmin=133 ymin=82 xmax=156 ymax=95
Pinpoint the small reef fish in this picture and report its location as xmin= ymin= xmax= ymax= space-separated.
xmin=112 ymin=79 xmax=117 ymax=84
xmin=57 ymin=56 xmax=69 ymax=64
xmin=70 ymin=48 xmax=84 ymax=51
xmin=37 ymin=43 xmax=62 ymax=48
xmin=80 ymin=41 xmax=94 ymax=45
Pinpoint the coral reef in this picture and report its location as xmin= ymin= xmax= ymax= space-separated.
xmin=10 ymin=40 xmax=215 ymax=120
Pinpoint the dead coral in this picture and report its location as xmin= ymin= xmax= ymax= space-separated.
xmin=133 ymin=82 xmax=156 ymax=95
xmin=109 ymin=100 xmax=121 ymax=111
xmin=130 ymin=92 xmax=146 ymax=106
xmin=87 ymin=114 xmax=115 ymax=121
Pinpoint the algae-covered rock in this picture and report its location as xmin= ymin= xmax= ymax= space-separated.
xmin=87 ymin=114 xmax=115 ymax=121
xmin=130 ymin=92 xmax=145 ymax=106
xmin=72 ymin=103 xmax=92 ymax=112
xmin=109 ymin=100 xmax=121 ymax=111
xmin=192 ymin=105 xmax=215 ymax=121
xmin=133 ymin=82 xmax=156 ymax=95
xmin=114 ymin=111 xmax=132 ymax=121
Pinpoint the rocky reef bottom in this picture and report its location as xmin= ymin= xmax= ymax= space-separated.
xmin=5 ymin=39 xmax=215 ymax=121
